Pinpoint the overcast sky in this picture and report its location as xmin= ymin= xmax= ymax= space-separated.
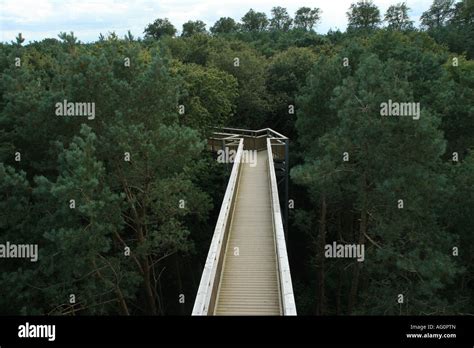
xmin=1 ymin=0 xmax=436 ymax=43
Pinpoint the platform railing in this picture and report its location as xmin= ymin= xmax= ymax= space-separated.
xmin=192 ymin=139 xmax=244 ymax=315
xmin=267 ymin=138 xmax=297 ymax=315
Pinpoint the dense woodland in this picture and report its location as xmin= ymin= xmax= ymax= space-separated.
xmin=0 ymin=0 xmax=473 ymax=315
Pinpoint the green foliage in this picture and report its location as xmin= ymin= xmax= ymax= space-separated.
xmin=32 ymin=125 xmax=131 ymax=315
xmin=451 ymin=0 xmax=474 ymax=25
xmin=295 ymin=54 xmax=344 ymax=155
xmin=294 ymin=7 xmax=321 ymax=31
xmin=210 ymin=17 xmax=239 ymax=34
xmin=293 ymin=32 xmax=471 ymax=314
xmin=0 ymin=37 xmax=213 ymax=315
xmin=347 ymin=0 xmax=382 ymax=32
xmin=241 ymin=9 xmax=269 ymax=32
xmin=424 ymin=0 xmax=474 ymax=59
xmin=181 ymin=20 xmax=207 ymax=37
xmin=175 ymin=62 xmax=238 ymax=134
xmin=421 ymin=0 xmax=456 ymax=29
xmin=15 ymin=33 xmax=25 ymax=46
xmin=440 ymin=152 xmax=474 ymax=313
xmin=208 ymin=41 xmax=271 ymax=128
xmin=384 ymin=2 xmax=414 ymax=31
xmin=436 ymin=56 xmax=474 ymax=158
xmin=144 ymin=18 xmax=177 ymax=39
xmin=266 ymin=47 xmax=318 ymax=138
xmin=269 ymin=6 xmax=293 ymax=32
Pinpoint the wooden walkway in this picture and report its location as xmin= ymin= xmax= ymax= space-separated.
xmin=214 ymin=150 xmax=282 ymax=315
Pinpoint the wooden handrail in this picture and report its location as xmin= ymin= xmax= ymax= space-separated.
xmin=192 ymin=139 xmax=244 ymax=315
xmin=267 ymin=138 xmax=297 ymax=315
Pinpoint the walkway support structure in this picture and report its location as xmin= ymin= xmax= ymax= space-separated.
xmin=192 ymin=128 xmax=296 ymax=316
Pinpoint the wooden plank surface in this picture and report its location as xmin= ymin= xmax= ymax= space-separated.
xmin=214 ymin=150 xmax=282 ymax=315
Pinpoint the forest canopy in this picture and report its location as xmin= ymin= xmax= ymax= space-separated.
xmin=0 ymin=0 xmax=473 ymax=315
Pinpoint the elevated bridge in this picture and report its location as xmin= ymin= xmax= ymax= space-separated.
xmin=192 ymin=128 xmax=296 ymax=316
